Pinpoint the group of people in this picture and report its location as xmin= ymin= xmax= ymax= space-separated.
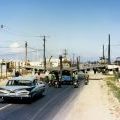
xmin=72 ymin=71 xmax=89 ymax=86
xmin=73 ymin=71 xmax=89 ymax=80
xmin=34 ymin=71 xmax=47 ymax=81
xmin=14 ymin=69 xmax=89 ymax=86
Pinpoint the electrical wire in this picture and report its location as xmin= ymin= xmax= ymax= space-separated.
xmin=111 ymin=44 xmax=120 ymax=46
xmin=0 ymin=50 xmax=37 ymax=56
xmin=0 ymin=47 xmax=22 ymax=49
xmin=28 ymin=47 xmax=43 ymax=51
xmin=1 ymin=24 xmax=38 ymax=38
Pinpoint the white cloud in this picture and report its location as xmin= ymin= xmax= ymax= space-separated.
xmin=9 ymin=42 xmax=24 ymax=53
xmin=10 ymin=42 xmax=19 ymax=48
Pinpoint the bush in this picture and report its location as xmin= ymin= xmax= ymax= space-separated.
xmin=106 ymin=76 xmax=120 ymax=102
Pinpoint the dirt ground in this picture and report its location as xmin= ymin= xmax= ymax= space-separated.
xmin=64 ymin=72 xmax=120 ymax=120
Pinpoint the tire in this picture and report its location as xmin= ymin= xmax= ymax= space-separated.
xmin=41 ymin=89 xmax=47 ymax=96
xmin=2 ymin=98 xmax=7 ymax=102
xmin=27 ymin=95 xmax=33 ymax=104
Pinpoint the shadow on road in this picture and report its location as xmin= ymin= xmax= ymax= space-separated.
xmin=0 ymin=95 xmax=45 ymax=104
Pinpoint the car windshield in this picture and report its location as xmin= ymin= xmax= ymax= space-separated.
xmin=6 ymin=80 xmax=33 ymax=86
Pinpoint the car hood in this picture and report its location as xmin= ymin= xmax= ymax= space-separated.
xmin=0 ymin=86 xmax=33 ymax=92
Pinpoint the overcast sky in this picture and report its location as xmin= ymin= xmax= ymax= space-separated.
xmin=0 ymin=0 xmax=120 ymax=61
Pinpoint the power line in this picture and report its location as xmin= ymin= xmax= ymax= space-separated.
xmin=0 ymin=50 xmax=37 ymax=56
xmin=104 ymin=44 xmax=120 ymax=47
xmin=0 ymin=47 xmax=22 ymax=49
xmin=111 ymin=44 xmax=120 ymax=46
xmin=28 ymin=47 xmax=43 ymax=51
xmin=1 ymin=24 xmax=38 ymax=38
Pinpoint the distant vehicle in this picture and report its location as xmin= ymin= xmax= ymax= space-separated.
xmin=49 ymin=68 xmax=73 ymax=85
xmin=61 ymin=69 xmax=73 ymax=84
xmin=106 ymin=65 xmax=120 ymax=75
xmin=78 ymin=71 xmax=88 ymax=85
xmin=0 ymin=76 xmax=46 ymax=103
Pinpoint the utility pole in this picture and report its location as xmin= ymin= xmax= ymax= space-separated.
xmin=59 ymin=55 xmax=63 ymax=81
xmin=63 ymin=49 xmax=68 ymax=60
xmin=25 ymin=41 xmax=28 ymax=65
xmin=103 ymin=44 xmax=105 ymax=59
xmin=36 ymin=35 xmax=48 ymax=71
xmin=73 ymin=53 xmax=75 ymax=66
xmin=108 ymin=34 xmax=111 ymax=64
xmin=77 ymin=57 xmax=79 ymax=71
xmin=43 ymin=36 xmax=46 ymax=71
xmin=79 ymin=56 xmax=80 ymax=69
xmin=40 ymin=36 xmax=47 ymax=71
xmin=79 ymin=56 xmax=80 ymax=63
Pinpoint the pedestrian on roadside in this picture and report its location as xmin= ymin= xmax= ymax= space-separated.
xmin=15 ymin=71 xmax=20 ymax=77
xmin=85 ymin=72 xmax=89 ymax=80
xmin=72 ymin=72 xmax=75 ymax=80
xmin=34 ymin=71 xmax=38 ymax=79
xmin=37 ymin=72 xmax=41 ymax=81
xmin=93 ymin=68 xmax=96 ymax=74
xmin=75 ymin=72 xmax=78 ymax=81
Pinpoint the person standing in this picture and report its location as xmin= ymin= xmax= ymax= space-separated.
xmin=37 ymin=72 xmax=41 ymax=80
xmin=75 ymin=72 xmax=78 ymax=81
xmin=93 ymin=68 xmax=96 ymax=74
xmin=85 ymin=71 xmax=89 ymax=85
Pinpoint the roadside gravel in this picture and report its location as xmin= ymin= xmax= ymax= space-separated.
xmin=64 ymin=72 xmax=120 ymax=120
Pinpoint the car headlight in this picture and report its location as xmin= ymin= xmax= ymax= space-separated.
xmin=0 ymin=90 xmax=10 ymax=94
xmin=16 ymin=90 xmax=30 ymax=95
xmin=74 ymin=82 xmax=77 ymax=85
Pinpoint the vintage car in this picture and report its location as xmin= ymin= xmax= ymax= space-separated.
xmin=0 ymin=76 xmax=46 ymax=102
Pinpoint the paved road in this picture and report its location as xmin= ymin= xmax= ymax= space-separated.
xmin=0 ymin=80 xmax=84 ymax=120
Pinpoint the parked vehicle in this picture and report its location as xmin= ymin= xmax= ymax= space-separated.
xmin=0 ymin=76 xmax=46 ymax=103
xmin=105 ymin=65 xmax=120 ymax=75
xmin=78 ymin=71 xmax=88 ymax=85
